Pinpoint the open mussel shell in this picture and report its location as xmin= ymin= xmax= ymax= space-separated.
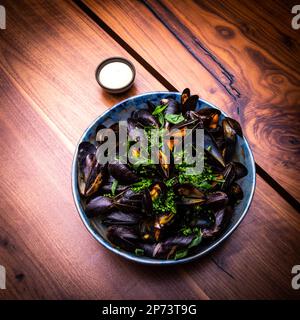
xmin=78 ymin=153 xmax=95 ymax=195
xmin=174 ymin=184 xmax=207 ymax=206
xmin=148 ymin=181 xmax=167 ymax=201
xmin=84 ymin=162 xmax=107 ymax=197
xmin=108 ymin=162 xmax=139 ymax=185
xmin=85 ymin=196 xmax=114 ymax=218
xmin=195 ymin=108 xmax=221 ymax=128
xmin=155 ymin=212 xmax=175 ymax=230
xmin=182 ymin=95 xmax=199 ymax=114
xmin=174 ymin=183 xmax=205 ymax=198
xmin=224 ymin=117 xmax=243 ymax=137
xmin=181 ymin=88 xmax=190 ymax=105
xmin=132 ymin=109 xmax=159 ymax=128
xmin=77 ymin=142 xmax=107 ymax=197
xmin=222 ymin=118 xmax=237 ymax=163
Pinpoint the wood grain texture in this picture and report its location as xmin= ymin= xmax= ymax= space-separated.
xmin=0 ymin=0 xmax=299 ymax=300
xmin=83 ymin=0 xmax=300 ymax=202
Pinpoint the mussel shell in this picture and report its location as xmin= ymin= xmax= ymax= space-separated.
xmin=115 ymin=188 xmax=152 ymax=215
xmin=102 ymin=211 xmax=142 ymax=226
xmin=222 ymin=118 xmax=237 ymax=163
xmin=107 ymin=225 xmax=139 ymax=251
xmin=77 ymin=142 xmax=96 ymax=164
xmin=85 ymin=196 xmax=114 ymax=218
xmin=84 ymin=162 xmax=107 ymax=197
xmin=202 ymin=208 xmax=225 ymax=238
xmin=154 ymin=212 xmax=175 ymax=230
xmin=132 ymin=109 xmax=159 ymax=128
xmin=229 ymin=182 xmax=244 ymax=204
xmin=225 ymin=117 xmax=243 ymax=137
xmin=108 ymin=162 xmax=139 ymax=185
xmin=78 ymin=153 xmax=95 ymax=195
xmin=221 ymin=163 xmax=236 ymax=191
xmin=204 ymin=131 xmax=226 ymax=168
xmin=100 ymin=181 xmax=128 ymax=195
xmin=181 ymin=88 xmax=190 ymax=105
xmin=232 ymin=162 xmax=248 ymax=180
xmin=149 ymin=181 xmax=167 ymax=201
xmin=77 ymin=142 xmax=107 ymax=197
xmin=127 ymin=118 xmax=143 ymax=141
xmin=202 ymin=206 xmax=233 ymax=238
xmin=183 ymin=95 xmax=199 ymax=114
xmin=174 ymin=183 xmax=206 ymax=199
xmin=152 ymin=235 xmax=194 ymax=258
xmin=206 ymin=191 xmax=228 ymax=210
xmin=165 ymin=98 xmax=180 ymax=115
xmin=147 ymin=100 xmax=156 ymax=113
xmin=158 ymin=148 xmax=172 ymax=178
xmin=196 ymin=108 xmax=221 ymax=128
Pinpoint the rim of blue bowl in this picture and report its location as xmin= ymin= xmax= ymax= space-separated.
xmin=71 ymin=91 xmax=256 ymax=265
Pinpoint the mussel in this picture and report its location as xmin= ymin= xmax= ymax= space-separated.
xmin=174 ymin=184 xmax=207 ymax=205
xmin=102 ymin=211 xmax=142 ymax=226
xmin=77 ymin=87 xmax=247 ymax=260
xmin=222 ymin=117 xmax=243 ymax=163
xmin=132 ymin=109 xmax=159 ymax=128
xmin=85 ymin=196 xmax=114 ymax=218
xmin=77 ymin=142 xmax=107 ymax=197
xmin=108 ymin=162 xmax=139 ymax=185
xmin=107 ymin=225 xmax=140 ymax=251
xmin=149 ymin=181 xmax=167 ymax=201
xmin=204 ymin=131 xmax=226 ymax=168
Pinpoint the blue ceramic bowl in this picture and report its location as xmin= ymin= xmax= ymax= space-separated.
xmin=72 ymin=92 xmax=256 ymax=265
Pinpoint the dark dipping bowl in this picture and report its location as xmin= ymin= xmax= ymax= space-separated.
xmin=72 ymin=92 xmax=256 ymax=265
xmin=95 ymin=57 xmax=136 ymax=94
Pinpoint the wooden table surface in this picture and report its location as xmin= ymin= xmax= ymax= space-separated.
xmin=0 ymin=0 xmax=299 ymax=299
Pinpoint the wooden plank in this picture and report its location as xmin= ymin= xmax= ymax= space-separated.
xmin=0 ymin=0 xmax=299 ymax=299
xmin=83 ymin=0 xmax=300 ymax=202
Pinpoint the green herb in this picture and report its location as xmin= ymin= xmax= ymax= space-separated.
xmin=188 ymin=231 xmax=202 ymax=248
xmin=181 ymin=226 xmax=192 ymax=236
xmin=135 ymin=248 xmax=144 ymax=256
xmin=152 ymin=104 xmax=168 ymax=115
xmin=131 ymin=178 xmax=152 ymax=192
xmin=199 ymin=181 xmax=212 ymax=190
xmin=111 ymin=179 xmax=119 ymax=196
xmin=102 ymin=193 xmax=114 ymax=198
xmin=174 ymin=249 xmax=188 ymax=260
xmin=165 ymin=113 xmax=185 ymax=124
xmin=153 ymin=190 xmax=176 ymax=214
xmin=157 ymin=112 xmax=165 ymax=127
xmin=165 ymin=177 xmax=177 ymax=187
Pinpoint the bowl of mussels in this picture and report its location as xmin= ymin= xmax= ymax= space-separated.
xmin=72 ymin=88 xmax=256 ymax=264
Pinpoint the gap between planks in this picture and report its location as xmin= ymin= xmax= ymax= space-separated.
xmin=73 ymin=0 xmax=300 ymax=214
